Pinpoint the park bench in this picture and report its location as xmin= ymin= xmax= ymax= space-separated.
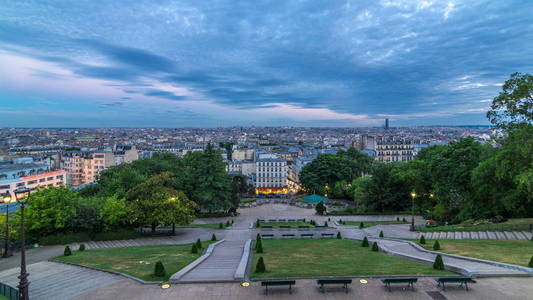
xmin=257 ymin=219 xmax=265 ymax=222
xmin=321 ymin=233 xmax=335 ymax=238
xmin=261 ymin=234 xmax=275 ymax=239
xmin=282 ymin=234 xmax=295 ymax=238
xmin=298 ymin=226 xmax=310 ymax=231
xmin=278 ymin=219 xmax=286 ymax=222
xmin=317 ymin=279 xmax=352 ymax=293
xmin=288 ymin=219 xmax=296 ymax=222
xmin=297 ymin=218 xmax=306 ymax=222
xmin=260 ymin=226 xmax=273 ymax=231
xmin=301 ymin=233 xmax=314 ymax=238
xmin=268 ymin=219 xmax=277 ymax=222
xmin=381 ymin=278 xmax=418 ymax=292
xmin=279 ymin=225 xmax=291 ymax=230
xmin=261 ymin=280 xmax=296 ymax=295
xmin=435 ymin=277 xmax=474 ymax=291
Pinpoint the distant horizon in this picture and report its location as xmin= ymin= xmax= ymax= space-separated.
xmin=1 ymin=1 xmax=531 ymax=127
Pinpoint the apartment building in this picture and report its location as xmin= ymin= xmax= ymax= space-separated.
xmin=61 ymin=151 xmax=116 ymax=186
xmin=255 ymin=157 xmax=288 ymax=195
xmin=0 ymin=162 xmax=67 ymax=198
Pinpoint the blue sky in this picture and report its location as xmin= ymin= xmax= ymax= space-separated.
xmin=0 ymin=0 xmax=532 ymax=127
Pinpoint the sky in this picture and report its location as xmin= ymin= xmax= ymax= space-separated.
xmin=0 ymin=0 xmax=532 ymax=128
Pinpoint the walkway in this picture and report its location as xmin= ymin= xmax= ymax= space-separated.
xmin=178 ymin=240 xmax=246 ymax=282
xmin=0 ymin=261 xmax=123 ymax=300
xmin=419 ymin=230 xmax=532 ymax=240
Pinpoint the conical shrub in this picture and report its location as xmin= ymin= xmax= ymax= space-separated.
xmin=196 ymin=238 xmax=202 ymax=249
xmin=64 ymin=246 xmax=72 ymax=256
xmin=379 ymin=231 xmax=384 ymax=238
xmin=256 ymin=257 xmax=266 ymax=273
xmin=433 ymin=254 xmax=445 ymax=270
xmin=219 ymin=222 xmax=223 ymax=229
xmin=211 ymin=233 xmax=217 ymax=241
xmin=226 ymin=220 xmax=230 ymax=227
xmin=433 ymin=240 xmax=441 ymax=251
xmin=256 ymin=238 xmax=263 ymax=253
xmin=359 ymin=222 xmax=365 ymax=228
xmin=191 ymin=243 xmax=198 ymax=254
xmin=337 ymin=232 xmax=342 ymax=239
xmin=371 ymin=242 xmax=379 ymax=252
xmin=362 ymin=236 xmax=369 ymax=247
xmin=324 ymin=221 xmax=328 ymax=227
xmin=78 ymin=244 xmax=86 ymax=251
xmin=154 ymin=261 xmax=166 ymax=277
xmin=419 ymin=235 xmax=426 ymax=244
xmin=529 ymin=255 xmax=533 ymax=268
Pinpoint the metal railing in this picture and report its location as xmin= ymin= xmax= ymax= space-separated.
xmin=0 ymin=282 xmax=19 ymax=300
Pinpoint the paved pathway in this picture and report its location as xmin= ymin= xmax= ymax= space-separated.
xmin=178 ymin=240 xmax=246 ymax=282
xmin=419 ymin=230 xmax=532 ymax=240
xmin=0 ymin=261 xmax=122 ymax=300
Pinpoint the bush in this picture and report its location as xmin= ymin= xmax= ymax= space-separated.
xmin=315 ymin=201 xmax=326 ymax=215
xmin=196 ymin=238 xmax=202 ymax=249
xmin=371 ymin=242 xmax=379 ymax=252
xmin=211 ymin=234 xmax=217 ymax=241
xmin=328 ymin=218 xmax=331 ymax=221
xmin=310 ymin=220 xmax=316 ymax=226
xmin=226 ymin=221 xmax=230 ymax=227
xmin=154 ymin=261 xmax=166 ymax=277
xmin=379 ymin=231 xmax=384 ymax=238
xmin=359 ymin=222 xmax=365 ymax=229
xmin=433 ymin=240 xmax=441 ymax=251
xmin=336 ymin=232 xmax=342 ymax=239
xmin=433 ymin=254 xmax=445 ymax=270
xmin=402 ymin=217 xmax=406 ymax=222
xmin=256 ymin=238 xmax=263 ymax=253
xmin=255 ymin=220 xmax=260 ymax=228
xmin=256 ymin=256 xmax=266 ymax=273
xmin=324 ymin=221 xmax=328 ymax=227
xmin=419 ymin=235 xmax=426 ymax=244
xmin=219 ymin=223 xmax=223 ymax=229
xmin=339 ymin=219 xmax=342 ymax=224
xmin=529 ymin=255 xmax=533 ymax=268
xmin=78 ymin=244 xmax=86 ymax=251
xmin=362 ymin=237 xmax=369 ymax=247
xmin=396 ymin=217 xmax=400 ymax=221
xmin=64 ymin=246 xmax=72 ymax=256
xmin=191 ymin=243 xmax=198 ymax=254
xmin=231 ymin=219 xmax=234 ymax=224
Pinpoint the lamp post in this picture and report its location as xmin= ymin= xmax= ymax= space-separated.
xmin=14 ymin=188 xmax=31 ymax=300
xmin=2 ymin=192 xmax=12 ymax=258
xmin=410 ymin=191 xmax=416 ymax=232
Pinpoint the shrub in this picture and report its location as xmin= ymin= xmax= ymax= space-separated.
xmin=396 ymin=217 xmax=400 ymax=221
xmin=419 ymin=235 xmax=426 ymax=244
xmin=154 ymin=261 xmax=166 ymax=277
xmin=371 ymin=242 xmax=379 ymax=252
xmin=315 ymin=201 xmax=326 ymax=215
xmin=256 ymin=238 xmax=263 ymax=253
xmin=256 ymin=257 xmax=266 ymax=273
xmin=328 ymin=218 xmax=331 ymax=221
xmin=310 ymin=220 xmax=316 ymax=226
xmin=433 ymin=254 xmax=445 ymax=270
xmin=226 ymin=221 xmax=230 ymax=227
xmin=191 ymin=243 xmax=198 ymax=254
xmin=362 ymin=237 xmax=369 ymax=247
xmin=64 ymin=246 xmax=72 ymax=256
xmin=379 ymin=231 xmax=384 ymax=238
xmin=219 ymin=223 xmax=223 ymax=229
xmin=339 ymin=219 xmax=343 ymax=224
xmin=529 ymin=255 xmax=533 ymax=268
xmin=231 ymin=219 xmax=234 ymax=224
xmin=255 ymin=220 xmax=260 ymax=228
xmin=196 ymin=238 xmax=202 ymax=249
xmin=433 ymin=240 xmax=441 ymax=251
xmin=359 ymin=222 xmax=365 ymax=229
xmin=211 ymin=234 xmax=217 ymax=241
xmin=402 ymin=217 xmax=406 ymax=222
xmin=324 ymin=221 xmax=328 ymax=227
xmin=78 ymin=244 xmax=86 ymax=251
xmin=336 ymin=232 xmax=342 ymax=239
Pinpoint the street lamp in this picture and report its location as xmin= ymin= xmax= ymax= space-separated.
xmin=14 ymin=188 xmax=31 ymax=300
xmin=410 ymin=191 xmax=416 ymax=232
xmin=1 ymin=192 xmax=13 ymax=258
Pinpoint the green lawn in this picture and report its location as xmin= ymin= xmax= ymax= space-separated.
xmin=418 ymin=218 xmax=533 ymax=232
xmin=174 ymin=223 xmax=228 ymax=230
xmin=342 ymin=221 xmax=408 ymax=227
xmin=53 ymin=241 xmax=213 ymax=281
xmin=0 ymin=295 xmax=9 ymax=300
xmin=250 ymin=239 xmax=452 ymax=278
xmin=411 ymin=239 xmax=533 ymax=267
xmin=257 ymin=221 xmax=316 ymax=228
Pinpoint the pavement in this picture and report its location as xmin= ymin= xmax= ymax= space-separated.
xmin=72 ymin=277 xmax=533 ymax=300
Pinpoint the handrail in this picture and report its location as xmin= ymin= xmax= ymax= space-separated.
xmin=0 ymin=282 xmax=19 ymax=300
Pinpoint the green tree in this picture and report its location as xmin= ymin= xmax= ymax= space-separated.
xmin=487 ymin=72 xmax=533 ymax=129
xmin=362 ymin=236 xmax=369 ymax=247
xmin=433 ymin=254 xmax=445 ymax=270
xmin=64 ymin=246 xmax=72 ymax=256
xmin=99 ymin=195 xmax=132 ymax=231
xmin=315 ymin=201 xmax=326 ymax=215
xmin=154 ymin=261 xmax=166 ymax=277
xmin=256 ymin=257 xmax=266 ymax=273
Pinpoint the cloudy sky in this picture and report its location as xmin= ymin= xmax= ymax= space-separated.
xmin=1 ymin=0 xmax=532 ymax=127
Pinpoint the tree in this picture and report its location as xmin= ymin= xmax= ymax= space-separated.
xmin=196 ymin=238 xmax=202 ymax=249
xmin=99 ymin=195 xmax=132 ymax=231
xmin=433 ymin=240 xmax=441 ymax=251
xmin=419 ymin=235 xmax=426 ymax=245
xmin=315 ymin=201 xmax=326 ymax=215
xmin=69 ymin=204 xmax=100 ymax=235
xmin=127 ymin=172 xmax=196 ymax=232
xmin=64 ymin=246 xmax=72 ymax=256
xmin=379 ymin=231 xmax=384 ymax=238
xmin=487 ymin=72 xmax=533 ymax=129
xmin=211 ymin=234 xmax=217 ymax=241
xmin=336 ymin=232 xmax=342 ymax=239
xmin=256 ymin=257 xmax=266 ymax=273
xmin=433 ymin=254 xmax=445 ymax=270
xmin=154 ymin=261 xmax=166 ymax=277
xmin=362 ymin=236 xmax=369 ymax=247
xmin=371 ymin=242 xmax=379 ymax=252
xmin=256 ymin=238 xmax=263 ymax=253
xmin=191 ymin=243 xmax=198 ymax=254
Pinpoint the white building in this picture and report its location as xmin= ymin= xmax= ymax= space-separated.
xmin=255 ymin=157 xmax=288 ymax=195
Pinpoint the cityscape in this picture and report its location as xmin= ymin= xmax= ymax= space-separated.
xmin=1 ymin=1 xmax=532 ymax=300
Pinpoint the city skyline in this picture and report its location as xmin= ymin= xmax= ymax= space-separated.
xmin=1 ymin=0 xmax=532 ymax=127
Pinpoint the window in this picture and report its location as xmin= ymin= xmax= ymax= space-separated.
xmin=56 ymin=175 xmax=63 ymax=180
xmin=0 ymin=185 xmax=10 ymax=189
xmin=16 ymin=182 xmax=25 ymax=187
xmin=27 ymin=180 xmax=38 ymax=185
xmin=47 ymin=177 xmax=54 ymax=181
xmin=39 ymin=178 xmax=46 ymax=183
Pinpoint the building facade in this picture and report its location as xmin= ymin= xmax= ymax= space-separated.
xmin=61 ymin=151 xmax=116 ymax=186
xmin=255 ymin=157 xmax=288 ymax=195
xmin=0 ymin=164 xmax=67 ymax=198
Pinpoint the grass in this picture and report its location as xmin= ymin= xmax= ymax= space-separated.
xmin=53 ymin=241 xmax=213 ymax=281
xmin=39 ymin=229 xmax=174 ymax=245
xmin=174 ymin=223 xmax=228 ymax=230
xmin=418 ymin=218 xmax=533 ymax=232
xmin=0 ymin=295 xmax=9 ymax=300
xmin=410 ymin=239 xmax=533 ymax=267
xmin=342 ymin=220 xmax=408 ymax=227
xmin=250 ymin=239 xmax=452 ymax=278
xmin=257 ymin=221 xmax=316 ymax=228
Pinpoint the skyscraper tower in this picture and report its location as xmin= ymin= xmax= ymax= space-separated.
xmin=385 ymin=118 xmax=389 ymax=130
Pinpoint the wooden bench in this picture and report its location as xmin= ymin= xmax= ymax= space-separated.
xmin=297 ymin=218 xmax=306 ymax=222
xmin=261 ymin=234 xmax=274 ymax=239
xmin=381 ymin=278 xmax=418 ymax=292
xmin=317 ymin=279 xmax=352 ymax=293
xmin=301 ymin=233 xmax=314 ymax=238
xmin=288 ymin=219 xmax=296 ymax=222
xmin=261 ymin=280 xmax=296 ymax=295
xmin=278 ymin=219 xmax=286 ymax=222
xmin=257 ymin=219 xmax=265 ymax=222
xmin=435 ymin=277 xmax=474 ymax=291
xmin=282 ymin=234 xmax=295 ymax=238
xmin=279 ymin=225 xmax=291 ymax=229
xmin=321 ymin=233 xmax=335 ymax=238
xmin=268 ymin=219 xmax=277 ymax=222
xmin=298 ymin=226 xmax=310 ymax=231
